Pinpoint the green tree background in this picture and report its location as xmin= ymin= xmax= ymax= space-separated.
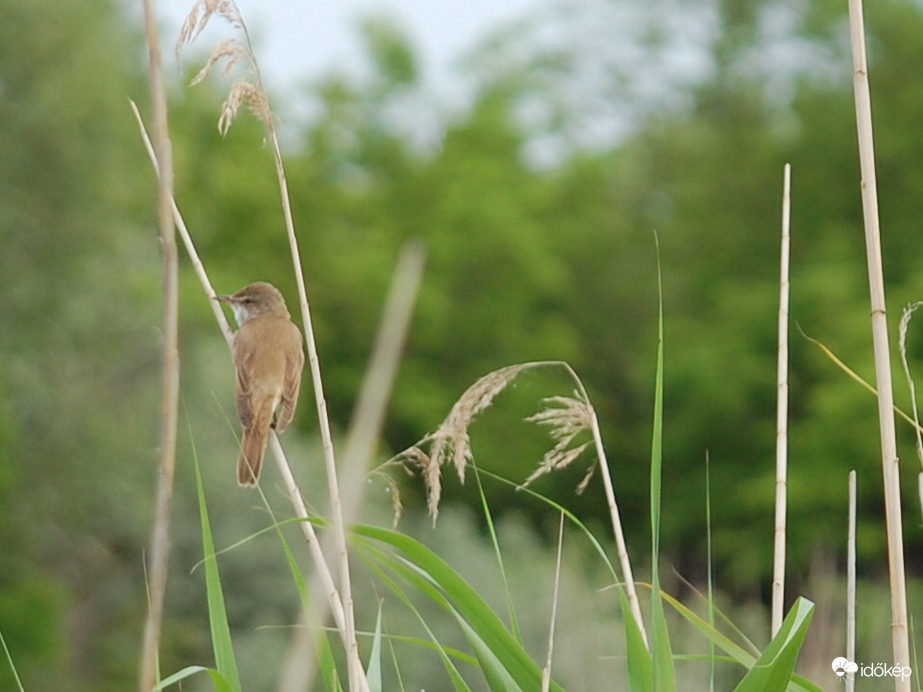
xmin=3 ymin=0 xmax=923 ymax=688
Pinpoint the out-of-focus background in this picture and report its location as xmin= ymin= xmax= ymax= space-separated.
xmin=3 ymin=0 xmax=923 ymax=688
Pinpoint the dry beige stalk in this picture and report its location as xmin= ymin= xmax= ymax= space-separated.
xmin=137 ymin=0 xmax=180 ymax=689
xmin=542 ymin=512 xmax=566 ymax=692
xmin=848 ymin=0 xmax=910 ymax=682
xmin=175 ymin=2 xmax=368 ymax=689
xmin=771 ymin=162 xmax=792 ymax=638
xmin=131 ymin=100 xmax=351 ymax=672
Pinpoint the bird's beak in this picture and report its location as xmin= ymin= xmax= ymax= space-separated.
xmin=213 ymin=294 xmax=231 ymax=303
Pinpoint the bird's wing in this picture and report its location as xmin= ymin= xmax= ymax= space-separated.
xmin=275 ymin=323 xmax=304 ymax=432
xmin=233 ymin=326 xmax=257 ymax=428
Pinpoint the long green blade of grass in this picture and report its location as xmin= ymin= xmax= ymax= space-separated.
xmin=385 ymin=625 xmax=409 ymax=692
xmin=367 ymin=604 xmax=384 ymax=692
xmin=0 ymin=628 xmax=25 ymax=692
xmin=193 ymin=453 xmax=242 ymax=692
xmin=484 ymin=467 xmax=647 ymax=689
xmin=661 ymin=592 xmax=758 ymax=665
xmin=661 ymin=592 xmax=822 ymax=692
xmin=472 ymin=463 xmax=522 ymax=643
xmin=358 ymin=535 xmax=521 ymax=691
xmin=650 ymin=236 xmax=675 ymax=692
xmin=381 ymin=551 xmax=520 ymax=691
xmin=353 ymin=524 xmax=566 ymax=692
xmin=622 ymin=589 xmax=654 ymax=692
xmin=358 ymin=543 xmax=474 ymax=691
xmin=705 ymin=454 xmax=716 ymax=692
xmin=732 ymin=597 xmax=816 ymax=692
xmin=154 ymin=665 xmax=235 ymax=692
xmin=459 ymin=617 xmax=525 ymax=692
xmin=265 ymin=512 xmax=343 ymax=691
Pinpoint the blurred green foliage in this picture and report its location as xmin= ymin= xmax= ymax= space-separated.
xmin=3 ymin=0 xmax=923 ymax=687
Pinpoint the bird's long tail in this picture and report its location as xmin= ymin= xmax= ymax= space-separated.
xmin=238 ymin=404 xmax=274 ymax=486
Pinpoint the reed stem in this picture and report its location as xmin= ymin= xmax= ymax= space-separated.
xmin=847 ymin=0 xmax=910 ymax=685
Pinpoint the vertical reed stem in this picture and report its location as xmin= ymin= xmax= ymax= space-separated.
xmin=771 ymin=163 xmax=791 ymax=637
xmin=846 ymin=470 xmax=857 ymax=692
xmin=268 ymin=128 xmax=368 ymax=692
xmin=279 ymin=242 xmax=426 ymax=692
xmin=138 ymin=0 xmax=179 ymax=689
xmin=592 ymin=413 xmax=648 ymax=648
xmin=847 ymin=0 xmax=910 ymax=686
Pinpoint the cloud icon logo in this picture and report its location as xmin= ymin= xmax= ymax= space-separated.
xmin=832 ymin=657 xmax=859 ymax=678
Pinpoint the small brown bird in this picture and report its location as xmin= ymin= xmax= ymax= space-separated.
xmin=214 ymin=282 xmax=304 ymax=486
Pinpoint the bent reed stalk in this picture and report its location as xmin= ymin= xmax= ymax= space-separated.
xmin=131 ymin=101 xmax=352 ymax=643
xmin=175 ymin=2 xmax=368 ymax=688
xmin=393 ymin=358 xmax=649 ymax=648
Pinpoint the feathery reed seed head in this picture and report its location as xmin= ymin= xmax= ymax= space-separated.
xmin=391 ymin=362 xmax=600 ymax=522
xmin=521 ymin=394 xmax=594 ymax=488
xmin=177 ymin=0 xmax=271 ymax=134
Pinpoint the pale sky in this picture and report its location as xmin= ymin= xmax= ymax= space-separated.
xmin=156 ymin=0 xmax=538 ymax=93
xmin=146 ymin=0 xmax=719 ymax=161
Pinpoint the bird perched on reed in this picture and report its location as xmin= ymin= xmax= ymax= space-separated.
xmin=214 ymin=282 xmax=304 ymax=486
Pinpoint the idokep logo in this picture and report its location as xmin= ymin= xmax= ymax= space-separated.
xmin=831 ymin=657 xmax=858 ymax=678
xmin=831 ymin=656 xmax=912 ymax=682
